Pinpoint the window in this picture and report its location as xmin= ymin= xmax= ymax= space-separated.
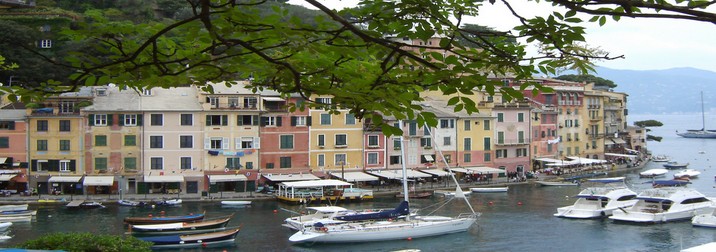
xmin=150 ymin=114 xmax=163 ymax=126
xmin=59 ymin=101 xmax=74 ymax=114
xmin=95 ymin=114 xmax=108 ymax=126
xmin=423 ymin=126 xmax=431 ymax=136
xmin=368 ymin=135 xmax=379 ymax=147
xmin=59 ymin=120 xmax=71 ymax=132
xmin=497 ymin=132 xmax=505 ymax=144
xmin=245 ymin=162 xmax=254 ymax=169
xmin=484 ymin=153 xmax=491 ymax=162
xmin=497 ymin=113 xmax=504 ymax=122
xmin=206 ymin=115 xmax=228 ymax=126
xmin=95 ymin=158 xmax=107 ymax=171
xmin=59 ymin=140 xmax=70 ymax=151
xmin=210 ymin=138 xmax=223 ymax=149
xmin=180 ymin=135 xmax=193 ymax=148
xmin=208 ymin=97 xmax=219 ymax=107
xmin=409 ymin=122 xmax=417 ymax=136
xmin=95 ymin=135 xmax=107 ymax=146
xmin=464 ymin=120 xmax=471 ymax=130
xmin=280 ymin=157 xmax=292 ymax=168
xmin=345 ymin=114 xmax=356 ymax=125
xmin=496 ymin=149 xmax=507 ymax=158
xmin=181 ymin=157 xmax=192 ymax=170
xmin=37 ymin=140 xmax=48 ymax=151
xmin=0 ymin=137 xmax=8 ymax=148
xmin=335 ymin=154 xmax=347 ymax=166
xmin=483 ymin=137 xmax=491 ymax=151
xmin=335 ymin=134 xmax=347 ymax=146
xmin=124 ymin=157 xmax=137 ymax=170
xmin=150 ymin=157 xmax=163 ymax=170
xmin=181 ymin=114 xmax=193 ymax=126
xmin=444 ymin=154 xmax=452 ymax=163
xmin=518 ymin=131 xmax=525 ymax=143
xmin=0 ymin=121 xmax=14 ymax=130
xmin=517 ymin=113 xmax=524 ymax=122
xmin=316 ymin=97 xmax=332 ymax=104
xmin=37 ymin=120 xmax=48 ymax=132
xmin=440 ymin=119 xmax=454 ymax=128
xmin=280 ymin=135 xmax=294 ymax=149
xmin=261 ymin=116 xmax=280 ymax=126
xmin=393 ymin=138 xmax=401 ymax=149
xmin=150 ymin=136 xmax=163 ymax=148
xmin=238 ymin=115 xmax=259 ymax=126
xmin=464 ymin=153 xmax=472 ymax=163
xmin=367 ymin=153 xmax=378 ymax=164
xmin=317 ymin=154 xmax=325 ymax=167
xmin=389 ymin=155 xmax=401 ymax=164
xmin=318 ymin=134 xmax=325 ymax=147
xmin=125 ymin=135 xmax=136 ymax=146
xmin=239 ymin=137 xmax=254 ymax=149
xmin=320 ymin=114 xmax=332 ymax=125
xmin=443 ymin=136 xmax=451 ymax=146
xmin=464 ymin=138 xmax=472 ymax=151
xmin=421 ymin=137 xmax=432 ymax=147
xmin=124 ymin=114 xmax=137 ymax=126
xmin=483 ymin=120 xmax=490 ymax=130
xmin=60 ymin=160 xmax=70 ymax=172
xmin=226 ymin=157 xmax=241 ymax=169
xmin=40 ymin=39 xmax=52 ymax=48
xmin=228 ymin=97 xmax=239 ymax=108
xmin=293 ymin=116 xmax=307 ymax=126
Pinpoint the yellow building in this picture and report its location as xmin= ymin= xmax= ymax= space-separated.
xmin=308 ymin=96 xmax=364 ymax=174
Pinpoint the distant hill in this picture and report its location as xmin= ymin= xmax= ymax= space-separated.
xmin=589 ymin=67 xmax=716 ymax=115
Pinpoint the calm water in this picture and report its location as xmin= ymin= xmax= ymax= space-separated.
xmin=3 ymin=114 xmax=716 ymax=252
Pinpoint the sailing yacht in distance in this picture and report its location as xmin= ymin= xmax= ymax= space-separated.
xmin=677 ymin=92 xmax=716 ymax=138
xmin=288 ymin=124 xmax=478 ymax=243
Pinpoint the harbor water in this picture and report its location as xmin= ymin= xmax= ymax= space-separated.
xmin=2 ymin=114 xmax=716 ymax=252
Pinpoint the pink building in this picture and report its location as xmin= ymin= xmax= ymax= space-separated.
xmin=0 ymin=103 xmax=29 ymax=192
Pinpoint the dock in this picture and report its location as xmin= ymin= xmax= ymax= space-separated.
xmin=66 ymin=200 xmax=84 ymax=207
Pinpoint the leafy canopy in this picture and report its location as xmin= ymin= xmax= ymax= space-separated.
xmin=3 ymin=0 xmax=715 ymax=134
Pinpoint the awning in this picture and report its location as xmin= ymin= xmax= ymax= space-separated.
xmin=449 ymin=168 xmax=471 ymax=174
xmin=612 ymin=138 xmax=627 ymax=144
xmin=605 ymin=153 xmax=638 ymax=158
xmin=280 ymin=179 xmax=352 ymax=188
xmin=262 ymin=173 xmax=320 ymax=182
xmin=419 ymin=169 xmax=450 ymax=177
xmin=423 ymin=155 xmax=434 ymax=162
xmin=208 ymin=174 xmax=248 ymax=183
xmin=0 ymin=158 xmax=6 ymax=163
xmin=535 ymin=157 xmax=563 ymax=163
xmin=143 ymin=175 xmax=184 ymax=183
xmin=466 ymin=166 xmax=506 ymax=174
xmin=367 ymin=169 xmax=433 ymax=179
xmin=566 ymin=156 xmax=609 ymax=164
xmin=0 ymin=174 xmax=15 ymax=181
xmin=83 ymin=176 xmax=115 ymax=186
xmin=262 ymin=97 xmax=285 ymax=101
xmin=331 ymin=172 xmax=379 ymax=182
xmin=48 ymin=176 xmax=83 ymax=183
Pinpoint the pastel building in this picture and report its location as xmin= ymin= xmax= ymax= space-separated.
xmin=309 ymin=96 xmax=364 ymax=176
xmin=0 ymin=102 xmax=29 ymax=192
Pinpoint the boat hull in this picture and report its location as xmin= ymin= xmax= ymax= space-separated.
xmin=470 ymin=187 xmax=508 ymax=193
xmin=610 ymin=205 xmax=712 ymax=223
xmin=692 ymin=213 xmax=716 ymax=228
xmin=124 ymin=213 xmax=205 ymax=225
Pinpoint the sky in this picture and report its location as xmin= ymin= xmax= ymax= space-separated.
xmin=287 ymin=1 xmax=716 ymax=73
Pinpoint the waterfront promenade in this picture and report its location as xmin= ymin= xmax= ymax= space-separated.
xmin=0 ymin=162 xmax=646 ymax=206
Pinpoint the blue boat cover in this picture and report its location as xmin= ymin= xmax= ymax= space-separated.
xmin=334 ymin=201 xmax=410 ymax=222
xmin=139 ymin=235 xmax=182 ymax=243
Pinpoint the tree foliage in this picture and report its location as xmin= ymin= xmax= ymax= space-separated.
xmin=2 ymin=0 xmax=715 ymax=134
xmin=18 ymin=232 xmax=152 ymax=252
xmin=555 ymin=74 xmax=617 ymax=88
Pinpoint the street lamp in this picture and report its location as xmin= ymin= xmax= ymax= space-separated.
xmin=340 ymin=161 xmax=345 ymax=181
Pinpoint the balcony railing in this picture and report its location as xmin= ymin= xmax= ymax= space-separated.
xmin=209 ymin=102 xmax=259 ymax=110
xmin=495 ymin=138 xmax=531 ymax=146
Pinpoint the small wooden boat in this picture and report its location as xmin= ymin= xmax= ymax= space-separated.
xmin=67 ymin=201 xmax=105 ymax=209
xmin=139 ymin=228 xmax=240 ymax=249
xmin=0 ymin=215 xmax=32 ymax=222
xmin=663 ymin=162 xmax=689 ymax=169
xmin=128 ymin=215 xmax=233 ymax=235
xmin=470 ymin=187 xmax=509 ymax=193
xmin=0 ymin=222 xmax=12 ymax=231
xmin=395 ymin=191 xmax=432 ymax=199
xmin=0 ymin=234 xmax=11 ymax=241
xmin=434 ymin=190 xmax=472 ymax=197
xmin=0 ymin=210 xmax=37 ymax=217
xmin=220 ymin=200 xmax=251 ymax=206
xmin=536 ymin=180 xmax=580 ymax=186
xmin=124 ymin=212 xmax=205 ymax=225
xmin=0 ymin=204 xmax=28 ymax=212
xmin=118 ymin=200 xmax=146 ymax=207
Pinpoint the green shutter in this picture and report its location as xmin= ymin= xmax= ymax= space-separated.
xmin=88 ymin=114 xmax=95 ymax=126
xmin=137 ymin=114 xmax=143 ymax=126
xmin=107 ymin=114 xmax=114 ymax=126
xmin=118 ymin=114 xmax=125 ymax=126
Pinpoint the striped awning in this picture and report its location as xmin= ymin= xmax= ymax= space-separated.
xmin=83 ymin=176 xmax=115 ymax=186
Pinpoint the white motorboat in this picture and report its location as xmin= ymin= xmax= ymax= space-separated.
xmin=220 ymin=200 xmax=251 ymax=206
xmin=663 ymin=162 xmax=689 ymax=169
xmin=639 ymin=168 xmax=668 ymax=178
xmin=651 ymin=155 xmax=670 ymax=162
xmin=0 ymin=215 xmax=32 ymax=222
xmin=554 ymin=177 xmax=638 ymax=219
xmin=0 ymin=210 xmax=37 ymax=217
xmin=609 ymin=187 xmax=714 ymax=223
xmin=0 ymin=204 xmax=28 ymax=212
xmin=681 ymin=242 xmax=716 ymax=252
xmin=155 ymin=199 xmax=182 ymax=206
xmin=288 ymin=126 xmax=478 ymax=243
xmin=434 ymin=190 xmax=472 ymax=197
xmin=283 ymin=206 xmax=352 ymax=230
xmin=674 ymin=169 xmax=701 ymax=179
xmin=470 ymin=187 xmax=509 ymax=193
xmin=692 ymin=207 xmax=716 ymax=228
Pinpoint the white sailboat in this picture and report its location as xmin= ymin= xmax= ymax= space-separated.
xmin=289 ymin=123 xmax=478 ymax=243
xmin=677 ymin=92 xmax=716 ymax=138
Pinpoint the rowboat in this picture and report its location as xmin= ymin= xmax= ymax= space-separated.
xmin=470 ymin=187 xmax=509 ymax=193
xmin=128 ymin=215 xmax=233 ymax=235
xmin=536 ymin=180 xmax=580 ymax=186
xmin=663 ymin=162 xmax=689 ymax=169
xmin=220 ymin=201 xmax=251 ymax=206
xmin=0 ymin=210 xmax=37 ymax=217
xmin=0 ymin=215 xmax=32 ymax=222
xmin=139 ymin=228 xmax=240 ymax=249
xmin=67 ymin=202 xmax=105 ymax=209
xmin=0 ymin=222 xmax=12 ymax=231
xmin=118 ymin=200 xmax=146 ymax=207
xmin=155 ymin=199 xmax=182 ymax=206
xmin=124 ymin=212 xmax=205 ymax=225
xmin=0 ymin=204 xmax=28 ymax=212
xmin=434 ymin=190 xmax=472 ymax=197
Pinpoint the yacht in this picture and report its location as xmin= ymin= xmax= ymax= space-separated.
xmin=609 ymin=187 xmax=714 ymax=223
xmin=283 ymin=206 xmax=352 ymax=230
xmin=283 ymin=202 xmax=411 ymax=230
xmin=554 ymin=177 xmax=638 ymax=219
xmin=651 ymin=155 xmax=670 ymax=162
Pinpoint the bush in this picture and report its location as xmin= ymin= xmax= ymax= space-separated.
xmin=18 ymin=232 xmax=152 ymax=252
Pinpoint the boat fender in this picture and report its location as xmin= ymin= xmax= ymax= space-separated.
xmin=320 ymin=227 xmax=328 ymax=232
xmin=179 ymin=241 xmax=185 ymax=244
xmin=600 ymin=211 xmax=606 ymax=217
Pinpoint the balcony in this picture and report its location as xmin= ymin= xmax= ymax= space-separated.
xmin=495 ymin=138 xmax=531 ymax=146
xmin=209 ymin=101 xmax=259 ymax=111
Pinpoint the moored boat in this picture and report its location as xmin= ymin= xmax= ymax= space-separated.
xmin=609 ymin=187 xmax=714 ymax=223
xmin=469 ymin=187 xmax=509 ymax=193
xmin=118 ymin=200 xmax=146 ymax=207
xmin=663 ymin=162 xmax=689 ymax=169
xmin=220 ymin=200 xmax=251 ymax=206
xmin=434 ymin=190 xmax=472 ymax=197
xmin=128 ymin=215 xmax=233 ymax=235
xmin=0 ymin=215 xmax=32 ymax=222
xmin=535 ymin=180 xmax=580 ymax=186
xmin=124 ymin=212 xmax=205 ymax=225
xmin=0 ymin=204 xmax=28 ymax=212
xmin=692 ymin=207 xmax=716 ymax=228
xmin=651 ymin=155 xmax=670 ymax=162
xmin=0 ymin=222 xmax=12 ymax=231
xmin=639 ymin=168 xmax=668 ymax=178
xmin=139 ymin=227 xmax=240 ymax=249
xmin=67 ymin=201 xmax=105 ymax=209
xmin=554 ymin=177 xmax=638 ymax=219
xmin=674 ymin=169 xmax=701 ymax=179
xmin=0 ymin=210 xmax=37 ymax=217
xmin=155 ymin=199 xmax=182 ymax=206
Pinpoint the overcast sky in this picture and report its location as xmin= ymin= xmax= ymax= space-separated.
xmin=287 ymin=1 xmax=716 ymax=73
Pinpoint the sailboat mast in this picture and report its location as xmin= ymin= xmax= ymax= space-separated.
xmin=399 ymin=121 xmax=409 ymax=203
xmin=701 ymin=92 xmax=706 ymax=131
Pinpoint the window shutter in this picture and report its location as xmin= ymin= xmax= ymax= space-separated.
xmin=222 ymin=115 xmax=228 ymax=126
xmin=235 ymin=138 xmax=242 ymax=149
xmin=291 ymin=116 xmax=297 ymax=126
xmin=107 ymin=114 xmax=114 ymax=126
xmin=88 ymin=114 xmax=95 ymax=126
xmin=252 ymin=115 xmax=259 ymax=125
xmin=237 ymin=115 xmax=243 ymax=126
xmin=49 ymin=160 xmax=60 ymax=172
xmin=137 ymin=114 xmax=143 ymax=126
xmin=206 ymin=97 xmax=210 ymax=103
xmin=276 ymin=116 xmax=282 ymax=126
xmin=8 ymin=122 xmax=14 ymax=130
xmin=260 ymin=117 xmax=267 ymax=127
xmin=307 ymin=116 xmax=312 ymax=126
xmin=118 ymin=114 xmax=125 ymax=126
xmin=222 ymin=137 xmax=230 ymax=149
xmin=206 ymin=115 xmax=211 ymax=126
xmin=31 ymin=160 xmax=37 ymax=172
xmin=70 ymin=160 xmax=76 ymax=171
xmin=254 ymin=137 xmax=260 ymax=149
xmin=204 ymin=138 xmax=211 ymax=149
